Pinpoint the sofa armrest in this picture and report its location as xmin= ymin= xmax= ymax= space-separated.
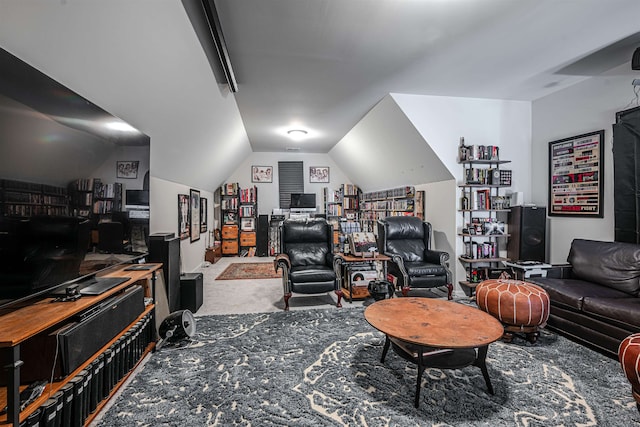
xmin=545 ymin=263 xmax=573 ymax=279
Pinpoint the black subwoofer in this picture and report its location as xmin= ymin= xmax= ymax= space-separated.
xmin=507 ymin=206 xmax=547 ymax=262
xmin=256 ymin=215 xmax=269 ymax=257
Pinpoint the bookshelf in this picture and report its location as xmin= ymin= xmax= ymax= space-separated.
xmin=239 ymin=185 xmax=258 ymax=256
xmin=0 ymin=179 xmax=69 ymax=217
xmin=457 ymin=141 xmax=512 ymax=295
xmin=220 ymin=182 xmax=239 ymax=255
xmin=360 ymin=186 xmax=418 ymax=233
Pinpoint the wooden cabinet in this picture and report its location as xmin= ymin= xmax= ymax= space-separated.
xmin=0 ymin=264 xmax=161 ymax=426
xmin=222 ymin=239 xmax=239 ymax=255
xmin=240 ymin=232 xmax=256 ymax=246
xmin=205 ymin=244 xmax=222 ymax=264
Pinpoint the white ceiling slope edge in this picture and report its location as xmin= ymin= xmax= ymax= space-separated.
xmin=331 ymin=93 xmax=532 ymax=194
xmin=0 ymin=0 xmax=250 ymax=193
xmin=330 ymin=95 xmax=453 ymax=192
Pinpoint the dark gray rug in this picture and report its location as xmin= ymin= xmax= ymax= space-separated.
xmin=96 ymin=306 xmax=639 ymax=426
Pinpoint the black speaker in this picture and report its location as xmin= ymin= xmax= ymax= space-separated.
xmin=256 ymin=214 xmax=269 ymax=257
xmin=507 ymin=206 xmax=547 ymax=262
xmin=180 ymin=273 xmax=203 ymax=313
xmin=149 ymin=233 xmax=181 ymax=312
xmin=16 ymin=286 xmax=144 ymax=384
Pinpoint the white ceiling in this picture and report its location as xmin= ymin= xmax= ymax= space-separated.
xmin=212 ymin=0 xmax=640 ymax=153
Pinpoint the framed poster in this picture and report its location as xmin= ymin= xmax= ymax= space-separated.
xmin=548 ymin=130 xmax=604 ymax=217
xmin=190 ymin=189 xmax=201 ymax=242
xmin=252 ymin=165 xmax=273 ymax=183
xmin=200 ymin=197 xmax=208 ymax=233
xmin=309 ymin=166 xmax=329 ymax=183
xmin=178 ymin=194 xmax=190 ymax=240
xmin=116 ymin=160 xmax=139 ymax=179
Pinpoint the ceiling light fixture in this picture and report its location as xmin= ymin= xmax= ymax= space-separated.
xmin=287 ymin=129 xmax=308 ymax=140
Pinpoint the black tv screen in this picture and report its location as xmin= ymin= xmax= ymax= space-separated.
xmin=126 ymin=189 xmax=149 ymax=206
xmin=0 ymin=46 xmax=150 ymax=311
xmin=290 ymin=193 xmax=316 ymax=209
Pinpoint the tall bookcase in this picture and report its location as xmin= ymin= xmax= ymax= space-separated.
xmin=220 ymin=182 xmax=239 ymax=256
xmin=68 ymin=178 xmax=123 ymax=218
xmin=239 ymin=185 xmax=258 ymax=256
xmin=0 ymin=179 xmax=68 ymax=217
xmin=457 ymin=143 xmax=512 ymax=296
xmin=360 ymin=186 xmax=417 ymax=233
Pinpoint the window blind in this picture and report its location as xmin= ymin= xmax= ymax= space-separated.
xmin=278 ymin=161 xmax=303 ymax=208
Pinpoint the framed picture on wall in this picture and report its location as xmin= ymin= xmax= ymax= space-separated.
xmin=548 ymin=129 xmax=604 ymax=218
xmin=190 ymin=189 xmax=201 ymax=242
xmin=200 ymin=197 xmax=208 ymax=233
xmin=309 ymin=166 xmax=329 ymax=183
xmin=116 ymin=160 xmax=139 ymax=179
xmin=252 ymin=165 xmax=273 ymax=183
xmin=178 ymin=194 xmax=189 ymax=240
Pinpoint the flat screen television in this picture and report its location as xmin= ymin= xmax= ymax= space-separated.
xmin=289 ymin=193 xmax=316 ymax=209
xmin=0 ymin=46 xmax=151 ymax=312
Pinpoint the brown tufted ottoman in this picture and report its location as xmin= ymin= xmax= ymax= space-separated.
xmin=475 ymin=279 xmax=550 ymax=343
xmin=619 ymin=333 xmax=640 ymax=413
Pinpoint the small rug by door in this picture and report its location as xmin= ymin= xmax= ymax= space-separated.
xmin=216 ymin=262 xmax=280 ymax=280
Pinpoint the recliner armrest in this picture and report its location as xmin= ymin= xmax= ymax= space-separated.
xmin=424 ymin=249 xmax=450 ymax=266
xmin=274 ymin=253 xmax=290 ymax=273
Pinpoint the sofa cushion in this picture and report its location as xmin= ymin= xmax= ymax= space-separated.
xmin=529 ymin=277 xmax=630 ymax=310
xmin=581 ymin=297 xmax=640 ymax=329
xmin=568 ymin=239 xmax=640 ymax=296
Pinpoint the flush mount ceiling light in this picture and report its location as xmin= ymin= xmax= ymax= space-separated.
xmin=287 ymin=129 xmax=308 ymax=140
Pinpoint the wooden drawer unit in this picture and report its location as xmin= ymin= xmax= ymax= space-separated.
xmin=222 ymin=225 xmax=239 ymax=239
xmin=240 ymin=232 xmax=256 ymax=246
xmin=222 ymin=239 xmax=239 ymax=255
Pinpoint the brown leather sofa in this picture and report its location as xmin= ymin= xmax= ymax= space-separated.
xmin=528 ymin=239 xmax=640 ymax=358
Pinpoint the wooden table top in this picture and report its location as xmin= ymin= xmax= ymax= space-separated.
xmin=337 ymin=253 xmax=390 ymax=262
xmin=364 ymin=297 xmax=504 ymax=349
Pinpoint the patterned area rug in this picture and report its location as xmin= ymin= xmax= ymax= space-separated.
xmin=215 ymin=262 xmax=280 ymax=280
xmin=96 ymin=306 xmax=639 ymax=426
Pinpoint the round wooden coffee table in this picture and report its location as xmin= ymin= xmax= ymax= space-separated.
xmin=364 ymin=297 xmax=504 ymax=407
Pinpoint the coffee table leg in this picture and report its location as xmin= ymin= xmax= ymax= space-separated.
xmin=381 ymin=335 xmax=391 ymax=362
xmin=474 ymin=345 xmax=494 ymax=394
xmin=414 ymin=361 xmax=426 ymax=408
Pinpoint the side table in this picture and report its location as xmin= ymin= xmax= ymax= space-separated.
xmin=503 ymin=261 xmax=552 ymax=280
xmin=205 ymin=243 xmax=222 ymax=264
xmin=335 ymin=253 xmax=390 ymax=302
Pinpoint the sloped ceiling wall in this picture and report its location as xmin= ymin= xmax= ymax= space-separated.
xmin=0 ymin=0 xmax=249 ymax=193
xmin=330 ymin=95 xmax=453 ymax=191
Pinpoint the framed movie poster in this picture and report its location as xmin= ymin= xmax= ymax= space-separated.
xmin=190 ymin=189 xmax=201 ymax=242
xmin=252 ymin=165 xmax=273 ymax=183
xmin=178 ymin=194 xmax=190 ymax=240
xmin=548 ymin=130 xmax=604 ymax=217
xmin=309 ymin=166 xmax=329 ymax=183
xmin=200 ymin=197 xmax=208 ymax=233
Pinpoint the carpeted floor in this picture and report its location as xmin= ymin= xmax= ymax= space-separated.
xmin=95 ymin=306 xmax=639 ymax=426
xmin=215 ymin=261 xmax=281 ymax=280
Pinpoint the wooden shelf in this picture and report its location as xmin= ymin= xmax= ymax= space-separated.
xmin=459 ymin=256 xmax=508 ymax=264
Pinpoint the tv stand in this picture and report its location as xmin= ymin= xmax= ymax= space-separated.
xmin=0 ymin=263 xmax=162 ymax=426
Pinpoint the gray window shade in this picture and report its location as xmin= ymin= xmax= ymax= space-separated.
xmin=279 ymin=161 xmax=303 ymax=208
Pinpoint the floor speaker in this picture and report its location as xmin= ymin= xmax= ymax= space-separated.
xmin=507 ymin=206 xmax=547 ymax=262
xmin=256 ymin=215 xmax=269 ymax=257
xmin=148 ymin=233 xmax=181 ymax=312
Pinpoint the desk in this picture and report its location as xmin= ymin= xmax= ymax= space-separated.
xmin=364 ymin=298 xmax=503 ymax=408
xmin=335 ymin=253 xmax=390 ymax=302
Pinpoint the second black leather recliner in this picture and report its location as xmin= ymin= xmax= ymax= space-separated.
xmin=377 ymin=216 xmax=453 ymax=299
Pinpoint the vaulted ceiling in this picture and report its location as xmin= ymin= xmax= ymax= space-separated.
xmin=209 ymin=0 xmax=640 ymax=153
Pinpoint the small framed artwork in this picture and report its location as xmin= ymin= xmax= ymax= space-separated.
xmin=200 ymin=197 xmax=208 ymax=233
xmin=548 ymin=130 xmax=604 ymax=218
xmin=309 ymin=166 xmax=329 ymax=183
xmin=116 ymin=161 xmax=139 ymax=179
xmin=252 ymin=165 xmax=273 ymax=183
xmin=178 ymin=194 xmax=190 ymax=240
xmin=190 ymin=189 xmax=201 ymax=242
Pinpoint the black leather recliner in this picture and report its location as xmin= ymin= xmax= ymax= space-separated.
xmin=377 ymin=216 xmax=453 ymax=299
xmin=274 ymin=218 xmax=342 ymax=311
